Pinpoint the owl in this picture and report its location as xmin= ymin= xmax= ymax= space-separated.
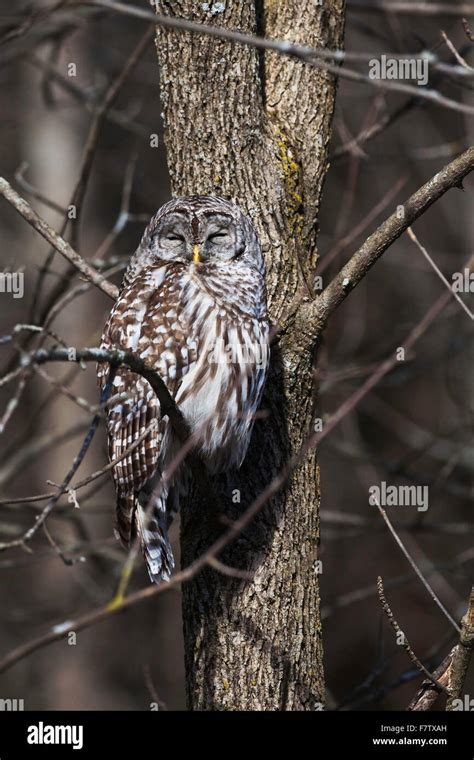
xmin=97 ymin=196 xmax=270 ymax=583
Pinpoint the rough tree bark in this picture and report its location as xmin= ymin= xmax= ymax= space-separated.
xmin=152 ymin=0 xmax=345 ymax=710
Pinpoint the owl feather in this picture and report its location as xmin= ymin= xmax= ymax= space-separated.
xmin=97 ymin=196 xmax=269 ymax=583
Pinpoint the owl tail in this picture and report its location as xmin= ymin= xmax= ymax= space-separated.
xmin=115 ymin=492 xmax=174 ymax=584
xmin=135 ymin=494 xmax=175 ymax=584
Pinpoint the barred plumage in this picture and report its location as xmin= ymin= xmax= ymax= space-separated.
xmin=97 ymin=196 xmax=269 ymax=583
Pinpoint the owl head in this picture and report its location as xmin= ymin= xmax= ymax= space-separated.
xmin=125 ymin=196 xmax=264 ymax=285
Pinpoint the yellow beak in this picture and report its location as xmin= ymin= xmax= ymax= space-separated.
xmin=192 ymin=244 xmax=201 ymax=264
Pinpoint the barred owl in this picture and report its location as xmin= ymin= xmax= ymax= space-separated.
xmin=97 ymin=196 xmax=269 ymax=583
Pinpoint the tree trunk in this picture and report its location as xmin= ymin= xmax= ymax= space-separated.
xmin=152 ymin=0 xmax=345 ymax=710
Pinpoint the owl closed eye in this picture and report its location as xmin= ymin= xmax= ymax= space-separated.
xmin=149 ymin=210 xmax=244 ymax=265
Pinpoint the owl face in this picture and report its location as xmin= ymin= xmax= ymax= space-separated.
xmin=152 ymin=207 xmax=244 ymax=265
xmin=132 ymin=196 xmax=264 ymax=276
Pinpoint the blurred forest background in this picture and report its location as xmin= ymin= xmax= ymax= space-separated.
xmin=0 ymin=0 xmax=473 ymax=710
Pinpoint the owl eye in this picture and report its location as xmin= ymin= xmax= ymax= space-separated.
xmin=208 ymin=231 xmax=228 ymax=243
xmin=165 ymin=233 xmax=185 ymax=242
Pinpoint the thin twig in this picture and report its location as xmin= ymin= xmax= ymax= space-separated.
xmin=31 ymin=27 xmax=151 ymax=321
xmin=320 ymin=174 xmax=408 ymax=274
xmin=374 ymin=502 xmax=460 ymax=633
xmin=15 ymin=161 xmax=66 ymax=215
xmin=347 ymin=1 xmax=474 ymax=16
xmin=0 ymin=0 xmax=72 ymax=44
xmin=0 ymin=370 xmax=116 ymax=552
xmin=35 ymin=366 xmax=98 ymax=415
xmin=406 ymin=227 xmax=473 ymax=321
xmin=207 ymin=557 xmax=255 ymax=580
xmin=0 ymin=178 xmax=118 ymax=299
xmin=68 ymin=26 xmax=153 ymax=251
xmin=441 ymin=30 xmax=473 ymax=70
xmin=24 ymin=54 xmax=150 ymax=138
xmin=463 ymin=17 xmax=474 ymax=42
xmin=377 ymin=576 xmax=451 ymax=694
xmin=0 ymin=419 xmax=157 ymax=514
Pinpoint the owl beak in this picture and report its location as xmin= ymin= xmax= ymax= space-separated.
xmin=192 ymin=244 xmax=201 ymax=264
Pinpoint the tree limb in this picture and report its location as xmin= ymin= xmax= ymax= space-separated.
xmin=297 ymin=146 xmax=474 ymax=347
xmin=408 ymin=589 xmax=474 ymax=711
xmin=23 ymin=346 xmax=191 ymax=443
xmin=347 ymin=1 xmax=474 ymax=16
xmin=83 ymin=0 xmax=474 ymax=114
xmin=0 ymin=178 xmax=118 ymax=300
xmin=408 ymin=648 xmax=456 ymax=711
xmin=446 ymin=587 xmax=474 ymax=709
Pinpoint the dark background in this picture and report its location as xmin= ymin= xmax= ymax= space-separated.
xmin=0 ymin=0 xmax=472 ymax=710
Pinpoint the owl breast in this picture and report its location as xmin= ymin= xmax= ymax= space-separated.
xmin=129 ymin=262 xmax=269 ymax=472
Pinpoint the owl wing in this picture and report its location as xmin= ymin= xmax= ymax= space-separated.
xmin=97 ymin=265 xmax=198 ymax=546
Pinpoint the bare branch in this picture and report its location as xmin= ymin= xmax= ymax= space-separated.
xmin=409 ymin=589 xmax=474 ymax=710
xmin=24 ymin=54 xmax=150 ymax=139
xmin=406 ymin=227 xmax=473 ymax=320
xmin=374 ymin=501 xmax=460 ymax=633
xmin=67 ymin=26 xmax=153 ymax=251
xmin=446 ymin=587 xmax=474 ymax=709
xmin=0 ymin=178 xmax=118 ymax=300
xmin=377 ymin=576 xmax=451 ymax=694
xmin=80 ymin=1 xmax=474 ymax=114
xmin=299 ymin=146 xmax=474 ymax=342
xmin=463 ymin=17 xmax=474 ymax=41
xmin=0 ymin=419 xmax=158 ymax=509
xmin=0 ymin=0 xmax=72 ymax=45
xmin=10 ymin=347 xmax=220 ymax=520
xmin=0 ymin=371 xmax=116 ymax=552
xmin=347 ymin=1 xmax=474 ymax=16
xmin=30 ymin=26 xmax=151 ymax=321
xmin=15 ymin=161 xmax=66 ymax=215
xmin=441 ymin=30 xmax=473 ymax=71
xmin=408 ymin=648 xmax=456 ymax=711
xmin=320 ymin=173 xmax=408 ymax=274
